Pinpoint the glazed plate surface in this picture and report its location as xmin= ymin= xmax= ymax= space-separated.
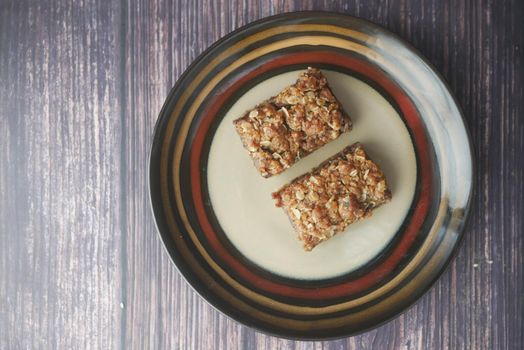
xmin=149 ymin=12 xmax=473 ymax=339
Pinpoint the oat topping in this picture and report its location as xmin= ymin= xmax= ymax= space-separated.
xmin=233 ymin=67 xmax=352 ymax=177
xmin=272 ymin=143 xmax=392 ymax=251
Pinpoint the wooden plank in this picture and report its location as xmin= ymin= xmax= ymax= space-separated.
xmin=122 ymin=0 xmax=523 ymax=349
xmin=0 ymin=0 xmax=125 ymax=348
xmin=122 ymin=0 xmax=269 ymax=348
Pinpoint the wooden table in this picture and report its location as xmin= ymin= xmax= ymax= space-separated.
xmin=1 ymin=1 xmax=522 ymax=349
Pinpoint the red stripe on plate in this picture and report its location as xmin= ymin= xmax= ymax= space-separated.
xmin=188 ymin=51 xmax=432 ymax=300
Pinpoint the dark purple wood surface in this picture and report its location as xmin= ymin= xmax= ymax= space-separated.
xmin=1 ymin=1 xmax=523 ymax=349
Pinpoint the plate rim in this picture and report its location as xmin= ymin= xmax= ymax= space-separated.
xmin=148 ymin=10 xmax=475 ymax=340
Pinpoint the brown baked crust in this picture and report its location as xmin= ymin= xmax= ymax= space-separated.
xmin=272 ymin=143 xmax=392 ymax=251
xmin=233 ymin=67 xmax=352 ymax=178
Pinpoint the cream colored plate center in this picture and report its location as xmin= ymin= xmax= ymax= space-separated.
xmin=207 ymin=70 xmax=416 ymax=280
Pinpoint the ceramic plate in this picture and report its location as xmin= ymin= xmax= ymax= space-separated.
xmin=149 ymin=12 xmax=473 ymax=339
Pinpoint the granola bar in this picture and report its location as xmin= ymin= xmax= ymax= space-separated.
xmin=233 ymin=67 xmax=352 ymax=178
xmin=272 ymin=143 xmax=392 ymax=251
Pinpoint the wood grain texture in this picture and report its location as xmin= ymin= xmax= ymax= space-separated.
xmin=1 ymin=0 xmax=523 ymax=349
xmin=0 ymin=0 xmax=125 ymax=349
